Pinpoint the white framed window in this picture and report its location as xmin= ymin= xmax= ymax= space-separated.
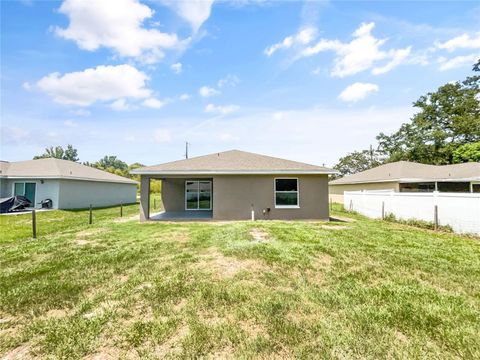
xmin=274 ymin=178 xmax=299 ymax=208
xmin=185 ymin=180 xmax=212 ymax=210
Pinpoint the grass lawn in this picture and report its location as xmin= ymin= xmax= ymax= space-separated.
xmin=1 ymin=204 xmax=479 ymax=359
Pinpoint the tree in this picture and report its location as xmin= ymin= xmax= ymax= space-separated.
xmin=333 ymin=148 xmax=384 ymax=178
xmin=377 ymin=63 xmax=480 ymax=164
xmin=452 ymin=142 xmax=480 ymax=163
xmin=34 ymin=144 xmax=79 ymax=162
xmin=94 ymin=156 xmax=128 ymax=171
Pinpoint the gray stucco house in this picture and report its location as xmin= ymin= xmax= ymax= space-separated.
xmin=329 ymin=161 xmax=480 ymax=203
xmin=0 ymin=158 xmax=137 ymax=209
xmin=131 ymin=150 xmax=337 ymax=221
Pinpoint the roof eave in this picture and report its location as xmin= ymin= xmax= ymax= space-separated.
xmin=1 ymin=175 xmax=138 ymax=184
xmin=131 ymin=170 xmax=338 ymax=176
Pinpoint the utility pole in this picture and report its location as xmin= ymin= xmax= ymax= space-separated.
xmin=369 ymin=144 xmax=373 ymax=163
xmin=185 ymin=141 xmax=189 ymax=159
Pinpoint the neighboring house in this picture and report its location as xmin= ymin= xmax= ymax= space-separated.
xmin=131 ymin=150 xmax=337 ymax=221
xmin=329 ymin=161 xmax=480 ymax=203
xmin=0 ymin=158 xmax=137 ymax=209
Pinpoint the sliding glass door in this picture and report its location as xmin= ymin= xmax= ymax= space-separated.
xmin=185 ymin=181 xmax=212 ymax=210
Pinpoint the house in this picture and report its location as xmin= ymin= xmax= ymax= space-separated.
xmin=0 ymin=158 xmax=137 ymax=210
xmin=131 ymin=150 xmax=337 ymax=221
xmin=329 ymin=161 xmax=480 ymax=203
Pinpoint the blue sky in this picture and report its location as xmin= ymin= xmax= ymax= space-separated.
xmin=1 ymin=0 xmax=479 ymax=167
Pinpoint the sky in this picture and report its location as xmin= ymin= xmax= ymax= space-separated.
xmin=1 ymin=0 xmax=479 ymax=167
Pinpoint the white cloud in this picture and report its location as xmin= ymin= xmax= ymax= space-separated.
xmin=179 ymin=93 xmax=190 ymax=100
xmin=63 ymin=119 xmax=78 ymax=127
xmin=338 ymin=82 xmax=379 ymax=103
xmin=272 ymin=112 xmax=284 ymax=120
xmin=69 ymin=109 xmax=90 ymax=116
xmin=199 ymin=86 xmax=220 ymax=97
xmin=265 ymin=27 xmax=316 ymax=56
xmin=153 ymin=128 xmax=172 ymax=143
xmin=55 ymin=0 xmax=180 ymax=63
xmin=437 ymin=32 xmax=480 ymax=52
xmin=160 ymin=0 xmax=214 ymax=32
xmin=300 ymin=22 xmax=411 ymax=77
xmin=110 ymin=98 xmax=131 ymax=111
xmin=372 ymin=47 xmax=411 ymax=75
xmin=438 ymin=54 xmax=479 ymax=71
xmin=171 ymin=62 xmax=182 ymax=74
xmin=205 ymin=103 xmax=239 ymax=115
xmin=218 ymin=74 xmax=240 ymax=88
xmin=142 ymin=97 xmax=165 ymax=109
xmin=35 ymin=64 xmax=151 ymax=106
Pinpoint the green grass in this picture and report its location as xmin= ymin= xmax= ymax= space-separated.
xmin=1 ymin=203 xmax=479 ymax=359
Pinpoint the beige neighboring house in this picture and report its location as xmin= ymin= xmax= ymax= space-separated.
xmin=329 ymin=161 xmax=480 ymax=203
xmin=0 ymin=158 xmax=137 ymax=210
xmin=131 ymin=150 xmax=337 ymax=221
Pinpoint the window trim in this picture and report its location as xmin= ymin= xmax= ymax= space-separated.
xmin=274 ymin=177 xmax=300 ymax=209
xmin=184 ymin=180 xmax=212 ymax=211
xmin=12 ymin=181 xmax=37 ymax=206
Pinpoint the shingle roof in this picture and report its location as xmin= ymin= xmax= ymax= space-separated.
xmin=0 ymin=158 xmax=137 ymax=184
xmin=131 ymin=150 xmax=337 ymax=175
xmin=329 ymin=161 xmax=480 ymax=185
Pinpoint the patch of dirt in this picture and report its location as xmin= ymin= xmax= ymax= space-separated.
xmin=155 ymin=324 xmax=189 ymax=357
xmin=394 ymin=330 xmax=408 ymax=342
xmin=44 ymin=309 xmax=68 ymax=318
xmin=83 ymin=346 xmax=129 ymax=360
xmin=238 ymin=319 xmax=267 ymax=339
xmin=173 ymin=299 xmax=187 ymax=313
xmin=135 ymin=282 xmax=153 ymax=291
xmin=208 ymin=348 xmax=235 ymax=359
xmin=83 ymin=300 xmax=121 ymax=319
xmin=3 ymin=343 xmax=31 ymax=360
xmin=195 ymin=249 xmax=268 ymax=279
xmin=314 ymin=254 xmax=333 ymax=268
xmin=249 ymin=228 xmax=270 ymax=243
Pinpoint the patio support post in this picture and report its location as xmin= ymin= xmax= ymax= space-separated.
xmin=140 ymin=175 xmax=150 ymax=221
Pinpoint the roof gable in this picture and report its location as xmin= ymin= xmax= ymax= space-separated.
xmin=132 ymin=150 xmax=336 ymax=175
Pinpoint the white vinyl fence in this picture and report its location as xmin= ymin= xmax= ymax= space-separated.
xmin=344 ymin=190 xmax=480 ymax=235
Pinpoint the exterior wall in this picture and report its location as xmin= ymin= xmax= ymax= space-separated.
xmin=0 ymin=178 xmax=60 ymax=209
xmin=162 ymin=178 xmax=188 ymax=212
xmin=57 ymin=179 xmax=137 ymax=209
xmin=329 ymin=181 xmax=399 ymax=204
xmin=212 ymin=174 xmax=329 ymax=220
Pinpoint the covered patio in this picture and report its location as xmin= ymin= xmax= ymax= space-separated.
xmin=150 ymin=210 xmax=213 ymax=221
xmin=138 ymin=175 xmax=213 ymax=221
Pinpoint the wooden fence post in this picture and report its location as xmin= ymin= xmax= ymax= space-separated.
xmin=89 ymin=205 xmax=93 ymax=225
xmin=32 ymin=210 xmax=37 ymax=239
xmin=120 ymin=203 xmax=123 ymax=217
xmin=434 ymin=205 xmax=438 ymax=231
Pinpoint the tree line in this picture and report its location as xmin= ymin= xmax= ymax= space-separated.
xmin=33 ymin=149 xmax=161 ymax=192
xmin=333 ymin=59 xmax=480 ymax=178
